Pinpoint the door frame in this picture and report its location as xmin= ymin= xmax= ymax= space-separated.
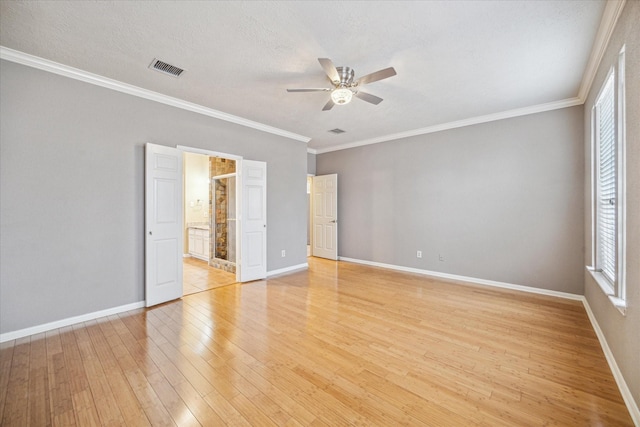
xmin=307 ymin=174 xmax=314 ymax=256
xmin=177 ymin=145 xmax=242 ymax=282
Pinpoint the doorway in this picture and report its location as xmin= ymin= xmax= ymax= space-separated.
xmin=183 ymin=152 xmax=238 ymax=295
xmin=179 ymin=145 xmax=267 ymax=284
xmin=309 ymin=174 xmax=338 ymax=260
xmin=145 ymin=143 xmax=267 ymax=307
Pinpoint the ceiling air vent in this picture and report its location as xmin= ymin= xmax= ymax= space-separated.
xmin=329 ymin=128 xmax=346 ymax=134
xmin=149 ymin=58 xmax=185 ymax=77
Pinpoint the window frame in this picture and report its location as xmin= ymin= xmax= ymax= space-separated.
xmin=588 ymin=46 xmax=627 ymax=314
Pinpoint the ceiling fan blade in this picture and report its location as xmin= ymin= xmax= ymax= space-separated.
xmin=318 ymin=58 xmax=340 ymax=84
xmin=355 ymin=91 xmax=383 ymax=105
xmin=355 ymin=67 xmax=397 ymax=86
xmin=287 ymin=88 xmax=331 ymax=92
xmin=322 ymin=99 xmax=335 ymax=111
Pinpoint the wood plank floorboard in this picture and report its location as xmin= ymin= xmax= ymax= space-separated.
xmin=183 ymin=257 xmax=236 ymax=296
xmin=0 ymin=257 xmax=634 ymax=426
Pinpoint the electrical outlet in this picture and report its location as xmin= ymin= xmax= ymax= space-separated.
xmin=416 ymin=250 xmax=422 ymax=258
xmin=439 ymin=254 xmax=445 ymax=262
xmin=281 ymin=250 xmax=286 ymax=257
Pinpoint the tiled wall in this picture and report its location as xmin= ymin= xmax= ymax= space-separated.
xmin=209 ymin=158 xmax=237 ymax=273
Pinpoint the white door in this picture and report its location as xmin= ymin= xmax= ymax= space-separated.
xmin=240 ymin=160 xmax=267 ymax=281
xmin=145 ymin=143 xmax=183 ymax=306
xmin=312 ymin=174 xmax=338 ymax=260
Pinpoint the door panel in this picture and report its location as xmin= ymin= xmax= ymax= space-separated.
xmin=247 ymin=186 xmax=263 ymax=219
xmin=155 ymin=239 xmax=178 ymax=285
xmin=240 ymin=160 xmax=267 ymax=281
xmin=245 ymin=231 xmax=264 ymax=267
xmin=324 ymin=225 xmax=335 ymax=250
xmin=145 ymin=143 xmax=183 ymax=307
xmin=155 ymin=179 xmax=177 ymax=223
xmin=312 ymin=174 xmax=338 ymax=260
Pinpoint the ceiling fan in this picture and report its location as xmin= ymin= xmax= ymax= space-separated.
xmin=287 ymin=58 xmax=397 ymax=111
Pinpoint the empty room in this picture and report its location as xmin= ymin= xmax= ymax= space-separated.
xmin=0 ymin=1 xmax=638 ymax=425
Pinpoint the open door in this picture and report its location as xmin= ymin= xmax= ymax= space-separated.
xmin=239 ymin=160 xmax=267 ymax=281
xmin=312 ymin=174 xmax=338 ymax=260
xmin=145 ymin=143 xmax=183 ymax=306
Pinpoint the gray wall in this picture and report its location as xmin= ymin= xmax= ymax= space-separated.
xmin=0 ymin=60 xmax=308 ymax=334
xmin=307 ymin=152 xmax=316 ymax=175
xmin=583 ymin=1 xmax=640 ymax=410
xmin=317 ymin=106 xmax=584 ymax=294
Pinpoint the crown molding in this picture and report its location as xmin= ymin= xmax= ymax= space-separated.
xmin=0 ymin=46 xmax=311 ymax=144
xmin=314 ymin=97 xmax=582 ymax=154
xmin=577 ymin=0 xmax=626 ymax=102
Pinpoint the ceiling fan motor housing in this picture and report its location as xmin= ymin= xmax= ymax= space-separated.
xmin=335 ymin=67 xmax=355 ymax=86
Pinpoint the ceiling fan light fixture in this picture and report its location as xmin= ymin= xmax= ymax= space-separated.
xmin=287 ymin=58 xmax=396 ymax=110
xmin=331 ymin=87 xmax=353 ymax=105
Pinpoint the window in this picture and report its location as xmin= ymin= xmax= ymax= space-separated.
xmin=590 ymin=46 xmax=626 ymax=313
xmin=594 ymin=72 xmax=616 ymax=287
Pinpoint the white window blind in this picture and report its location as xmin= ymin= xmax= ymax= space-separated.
xmin=595 ymin=72 xmax=616 ymax=285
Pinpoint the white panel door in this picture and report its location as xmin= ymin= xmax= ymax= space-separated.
xmin=240 ymin=160 xmax=267 ymax=282
xmin=312 ymin=174 xmax=338 ymax=260
xmin=145 ymin=143 xmax=183 ymax=306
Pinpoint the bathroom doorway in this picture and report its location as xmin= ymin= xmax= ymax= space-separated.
xmin=183 ymin=152 xmax=238 ymax=295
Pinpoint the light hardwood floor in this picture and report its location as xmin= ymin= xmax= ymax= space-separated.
xmin=183 ymin=257 xmax=237 ymax=296
xmin=0 ymin=258 xmax=633 ymax=426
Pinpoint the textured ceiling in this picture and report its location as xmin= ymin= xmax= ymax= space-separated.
xmin=0 ymin=1 xmax=607 ymax=151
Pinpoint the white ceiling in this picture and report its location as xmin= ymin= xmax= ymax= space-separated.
xmin=0 ymin=1 xmax=609 ymax=152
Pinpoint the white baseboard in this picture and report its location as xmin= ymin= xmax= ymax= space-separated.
xmin=582 ymin=299 xmax=640 ymax=425
xmin=338 ymin=257 xmax=583 ymax=300
xmin=0 ymin=301 xmax=146 ymax=343
xmin=267 ymin=263 xmax=308 ymax=278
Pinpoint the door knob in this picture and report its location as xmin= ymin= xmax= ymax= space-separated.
xmin=149 ymin=231 xmax=153 ymax=235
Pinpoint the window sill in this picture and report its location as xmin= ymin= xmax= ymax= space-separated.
xmin=586 ymin=266 xmax=627 ymax=315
